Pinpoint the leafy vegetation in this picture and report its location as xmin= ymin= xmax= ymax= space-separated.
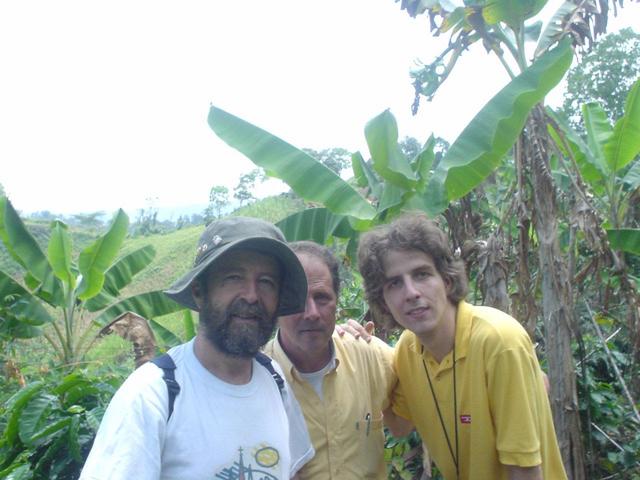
xmin=1 ymin=1 xmax=639 ymax=478
xmin=0 ymin=198 xmax=184 ymax=367
xmin=0 ymin=366 xmax=127 ymax=480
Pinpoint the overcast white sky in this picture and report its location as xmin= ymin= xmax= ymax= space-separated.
xmin=1 ymin=1 xmax=638 ymax=218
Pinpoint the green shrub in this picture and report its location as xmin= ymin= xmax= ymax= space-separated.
xmin=0 ymin=367 xmax=127 ymax=479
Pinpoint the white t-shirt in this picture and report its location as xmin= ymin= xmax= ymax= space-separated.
xmin=80 ymin=339 xmax=314 ymax=480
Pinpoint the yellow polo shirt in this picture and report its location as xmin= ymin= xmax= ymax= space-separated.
xmin=392 ymin=301 xmax=567 ymax=480
xmin=264 ymin=332 xmax=396 ymax=479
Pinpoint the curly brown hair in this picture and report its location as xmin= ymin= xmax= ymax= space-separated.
xmin=357 ymin=212 xmax=468 ymax=328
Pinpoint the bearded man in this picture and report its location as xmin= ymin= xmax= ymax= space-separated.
xmin=81 ymin=217 xmax=314 ymax=480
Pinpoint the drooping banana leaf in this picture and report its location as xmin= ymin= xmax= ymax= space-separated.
xmin=534 ymin=1 xmax=578 ymax=58
xmin=351 ymin=152 xmax=383 ymax=200
xmin=93 ymin=291 xmax=185 ymax=328
xmin=76 ymin=210 xmax=128 ymax=301
xmin=604 ymin=78 xmax=640 ymax=173
xmin=276 ymin=208 xmax=355 ymax=244
xmin=412 ymin=135 xmax=436 ymax=187
xmin=622 ymin=159 xmax=640 ymax=190
xmin=0 ymin=271 xmax=54 ymax=326
xmin=0 ymin=199 xmax=63 ymax=306
xmin=208 ymin=106 xmax=376 ymax=220
xmin=482 ymin=0 xmax=547 ymax=30
xmin=425 ymin=38 xmax=573 ymax=213
xmin=148 ymin=318 xmax=183 ymax=348
xmin=84 ymin=245 xmax=156 ymax=311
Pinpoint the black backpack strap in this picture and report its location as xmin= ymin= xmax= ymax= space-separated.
xmin=255 ymin=351 xmax=285 ymax=395
xmin=150 ymin=353 xmax=180 ymax=420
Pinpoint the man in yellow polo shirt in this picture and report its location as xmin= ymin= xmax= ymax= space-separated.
xmin=263 ymin=241 xmax=398 ymax=479
xmin=357 ymin=213 xmax=567 ymax=480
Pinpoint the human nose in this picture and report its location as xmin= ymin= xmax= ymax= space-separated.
xmin=404 ymin=277 xmax=420 ymax=300
xmin=239 ymin=279 xmax=260 ymax=304
xmin=304 ymin=296 xmax=320 ymax=321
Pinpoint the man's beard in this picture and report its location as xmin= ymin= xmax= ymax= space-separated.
xmin=199 ymin=298 xmax=277 ymax=357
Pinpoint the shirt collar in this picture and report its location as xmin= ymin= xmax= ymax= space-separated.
xmin=273 ymin=330 xmax=339 ymax=380
xmin=407 ymin=300 xmax=473 ymax=363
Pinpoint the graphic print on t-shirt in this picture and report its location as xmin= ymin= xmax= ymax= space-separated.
xmin=214 ymin=444 xmax=282 ymax=479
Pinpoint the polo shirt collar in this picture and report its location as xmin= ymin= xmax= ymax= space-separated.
xmin=273 ymin=330 xmax=338 ymax=381
xmin=406 ymin=300 xmax=473 ymax=363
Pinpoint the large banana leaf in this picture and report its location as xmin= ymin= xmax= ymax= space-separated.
xmin=582 ymin=103 xmax=613 ymax=173
xmin=351 ymin=152 xmax=383 ymax=199
xmin=76 ymin=210 xmax=128 ymax=301
xmin=48 ymin=221 xmax=74 ymax=290
xmin=93 ymin=291 xmax=185 ymax=328
xmin=604 ymin=78 xmax=640 ymax=173
xmin=534 ymin=1 xmax=578 ymax=58
xmin=606 ymin=229 xmax=640 ymax=255
xmin=276 ymin=208 xmax=355 ymax=243
xmin=482 ymin=0 xmax=547 ymax=29
xmin=425 ymin=38 xmax=573 ymax=212
xmin=623 ymin=159 xmax=640 ymax=190
xmin=148 ymin=318 xmax=183 ymax=348
xmin=84 ymin=245 xmax=156 ymax=312
xmin=0 ymin=199 xmax=63 ymax=305
xmin=208 ymin=107 xmax=376 ymax=220
xmin=412 ymin=135 xmax=436 ymax=187
xmin=0 ymin=271 xmax=53 ymax=326
xmin=364 ymin=110 xmax=417 ymax=189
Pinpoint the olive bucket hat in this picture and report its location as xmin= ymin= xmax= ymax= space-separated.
xmin=164 ymin=216 xmax=307 ymax=316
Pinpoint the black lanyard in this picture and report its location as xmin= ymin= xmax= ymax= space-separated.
xmin=422 ymin=344 xmax=459 ymax=479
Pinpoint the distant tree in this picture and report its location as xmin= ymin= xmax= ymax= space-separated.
xmin=203 ymin=185 xmax=230 ymax=224
xmin=398 ymin=137 xmax=422 ymax=160
xmin=189 ymin=212 xmax=204 ymax=225
xmin=302 ymin=148 xmax=351 ymax=175
xmin=0 ymin=183 xmax=5 ymax=197
xmin=132 ymin=203 xmax=160 ymax=236
xmin=562 ymin=28 xmax=640 ymax=129
xmin=70 ymin=211 xmax=106 ymax=231
xmin=233 ymin=169 xmax=264 ymax=206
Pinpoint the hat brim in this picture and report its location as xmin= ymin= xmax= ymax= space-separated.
xmin=164 ymin=236 xmax=307 ymax=316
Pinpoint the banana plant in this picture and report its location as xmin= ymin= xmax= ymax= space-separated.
xmin=208 ymin=38 xmax=571 ymax=248
xmin=547 ymin=77 xmax=640 ymax=255
xmin=0 ymin=197 xmax=184 ymax=366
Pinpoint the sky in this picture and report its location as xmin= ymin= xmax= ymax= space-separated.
xmin=1 ymin=1 xmax=638 ymax=219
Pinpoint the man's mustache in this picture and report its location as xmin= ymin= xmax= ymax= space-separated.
xmin=227 ymin=299 xmax=269 ymax=320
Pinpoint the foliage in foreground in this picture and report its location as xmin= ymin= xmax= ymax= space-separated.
xmin=0 ymin=367 xmax=126 ymax=480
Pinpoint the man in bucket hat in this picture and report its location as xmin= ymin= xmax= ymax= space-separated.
xmin=81 ymin=216 xmax=314 ymax=480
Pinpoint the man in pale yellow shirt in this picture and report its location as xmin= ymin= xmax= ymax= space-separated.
xmin=263 ymin=241 xmax=401 ymax=479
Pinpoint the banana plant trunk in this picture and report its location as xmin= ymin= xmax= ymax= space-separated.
xmin=526 ymin=106 xmax=586 ymax=479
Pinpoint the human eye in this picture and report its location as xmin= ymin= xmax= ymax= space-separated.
xmin=385 ymin=278 xmax=401 ymax=290
xmin=220 ymin=271 xmax=243 ymax=283
xmin=314 ymin=293 xmax=332 ymax=305
xmin=259 ymin=275 xmax=279 ymax=290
